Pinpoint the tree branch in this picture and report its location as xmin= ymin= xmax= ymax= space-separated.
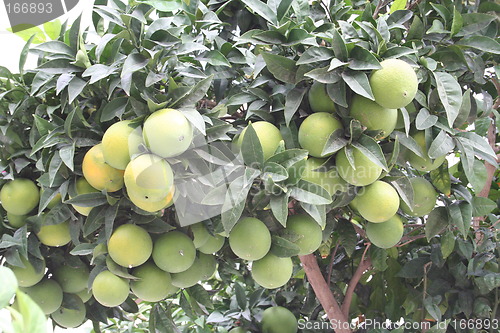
xmin=341 ymin=244 xmax=372 ymax=317
xmin=299 ymin=254 xmax=352 ymax=333
xmin=473 ymin=77 xmax=499 ymax=237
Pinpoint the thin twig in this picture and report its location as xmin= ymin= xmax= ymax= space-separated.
xmin=397 ymin=234 xmax=427 ymax=247
xmin=327 ymin=240 xmax=341 ymax=286
xmin=407 ymin=0 xmax=426 ymax=11
xmin=372 ymin=0 xmax=391 ymax=19
xmin=421 ymin=262 xmax=433 ymax=332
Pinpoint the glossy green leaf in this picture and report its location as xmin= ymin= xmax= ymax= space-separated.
xmin=449 ymin=201 xmax=471 ymax=238
xmin=440 ymin=230 xmax=455 ymax=259
xmin=425 ymin=207 xmax=449 ymax=240
xmin=428 ymin=130 xmax=454 ymax=159
xmin=352 ymin=134 xmax=389 ymax=171
xmin=430 ymin=160 xmax=451 ymax=196
xmin=284 ymin=87 xmax=306 ymax=126
xmin=337 ymin=219 xmax=357 ymax=257
xmin=240 ymin=0 xmax=278 ymax=25
xmin=270 ymin=193 xmax=290 ymax=227
xmin=297 ymin=46 xmax=335 ymax=65
xmin=451 ymin=7 xmax=463 ymax=37
xmin=457 ymin=36 xmax=500 ymax=55
xmin=261 ymin=53 xmax=297 ymax=84
xmin=341 ymin=70 xmax=374 ymax=100
xmin=240 ymin=123 xmax=264 ymax=168
xmin=472 ymin=196 xmax=497 ymax=217
xmin=290 ymin=180 xmax=332 ymax=205
xmin=415 ymin=108 xmax=438 ymax=130
xmin=348 ymin=46 xmax=381 ymax=70
xmin=433 ymin=72 xmax=462 ymax=128
xmin=270 ymin=235 xmax=301 ymax=257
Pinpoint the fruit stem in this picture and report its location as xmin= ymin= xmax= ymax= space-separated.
xmin=299 ymin=254 xmax=352 ymax=333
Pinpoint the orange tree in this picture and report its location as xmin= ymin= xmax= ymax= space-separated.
xmin=0 ymin=0 xmax=499 ymax=332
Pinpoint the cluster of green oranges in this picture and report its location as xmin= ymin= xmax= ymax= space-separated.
xmin=233 ymin=59 xmax=442 ymax=249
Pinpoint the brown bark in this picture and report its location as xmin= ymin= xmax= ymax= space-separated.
xmin=299 ymin=254 xmax=352 ymax=333
xmin=340 ymin=244 xmax=372 ymax=317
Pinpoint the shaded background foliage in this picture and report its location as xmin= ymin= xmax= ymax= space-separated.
xmin=0 ymin=0 xmax=499 ymax=332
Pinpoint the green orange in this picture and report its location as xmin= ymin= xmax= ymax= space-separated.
xmin=108 ymin=224 xmax=153 ymax=268
xmin=0 ymin=178 xmax=39 ymax=215
xmin=298 ymin=112 xmax=343 ymax=158
xmin=229 ymin=217 xmax=271 ymax=261
xmin=336 ymin=147 xmax=383 ymax=186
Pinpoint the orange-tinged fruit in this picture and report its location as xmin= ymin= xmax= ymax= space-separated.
xmin=400 ymin=177 xmax=437 ymax=217
xmin=143 ymin=108 xmax=193 ymax=158
xmin=336 ymin=147 xmax=383 ymax=186
xmin=71 ymin=178 xmax=99 ymax=216
xmin=298 ymin=112 xmax=343 ymax=158
xmin=92 ymin=270 xmax=129 ymax=307
xmin=352 ymin=181 xmax=399 ymax=223
xmin=37 ymin=221 xmax=72 ymax=247
xmin=366 ymin=215 xmax=404 ymax=248
xmin=229 ymin=217 xmax=271 ymax=261
xmin=102 ymin=119 xmax=143 ymax=170
xmin=349 ymin=94 xmax=397 ymax=139
xmin=369 ymin=59 xmax=418 ymax=109
xmin=0 ymin=178 xmax=39 ymax=215
xmin=82 ymin=143 xmax=124 ymax=192
xmin=251 ymin=253 xmax=293 ymax=289
xmin=9 ymin=255 xmax=45 ymax=287
xmin=301 ymin=157 xmax=347 ymax=195
xmin=128 ymin=185 xmax=175 ymax=213
xmin=51 ymin=294 xmax=86 ymax=328
xmin=108 ymin=224 xmax=153 ymax=268
xmin=236 ymin=121 xmax=283 ymax=161
xmin=124 ymin=153 xmax=174 ymax=201
xmin=308 ymin=81 xmax=336 ymax=113
xmin=152 ymin=231 xmax=196 ymax=273
xmin=285 ymin=214 xmax=322 ymax=255
xmin=20 ymin=279 xmax=63 ymax=314
xmin=131 ymin=262 xmax=175 ymax=302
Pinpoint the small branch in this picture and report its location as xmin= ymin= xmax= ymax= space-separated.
xmin=421 ymin=262 xmax=433 ymax=333
xmin=373 ymin=0 xmax=391 ymax=19
xmin=397 ymin=234 xmax=427 ymax=247
xmin=327 ymin=240 xmax=341 ymax=286
xmin=299 ymin=254 xmax=352 ymax=333
xmin=407 ymin=0 xmax=426 ymax=11
xmin=341 ymin=244 xmax=372 ymax=317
